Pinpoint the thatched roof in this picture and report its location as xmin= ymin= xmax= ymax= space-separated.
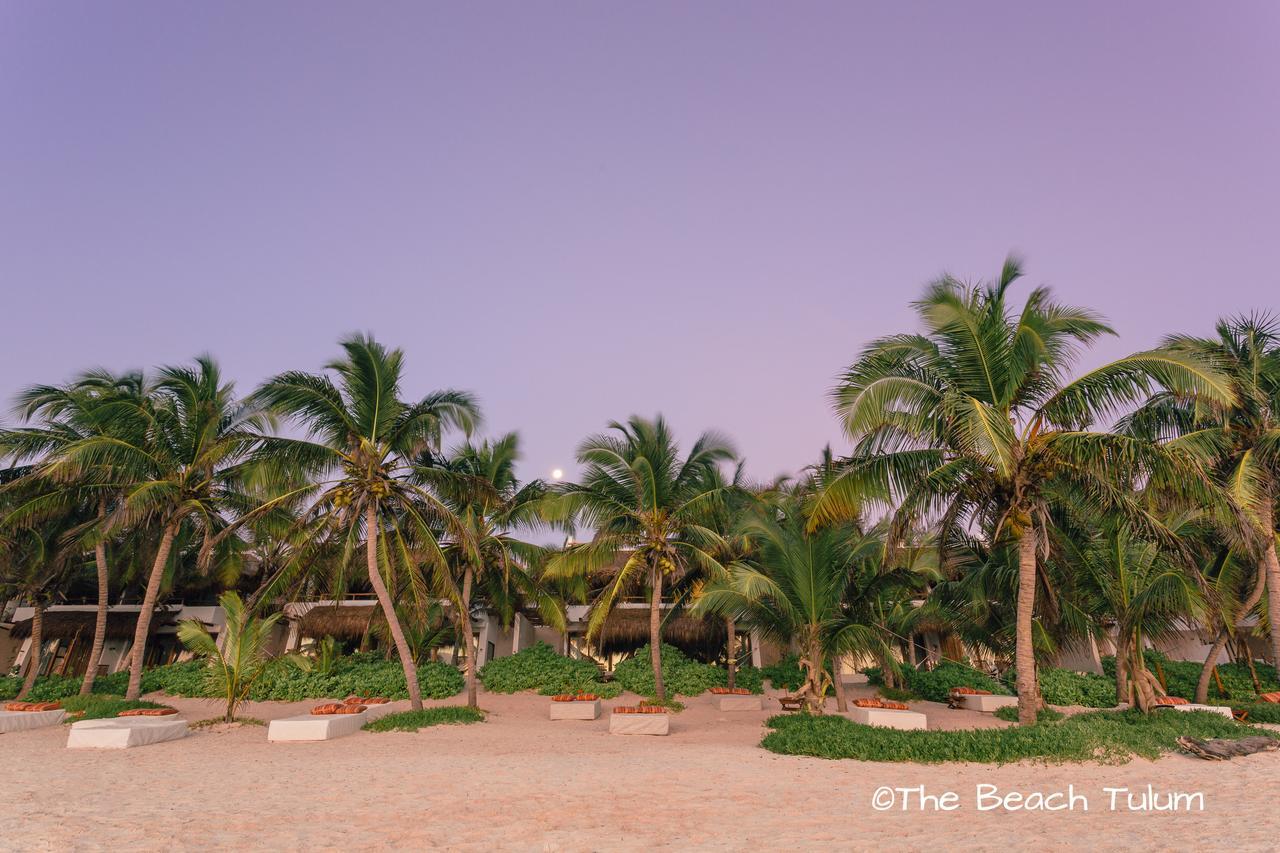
xmin=10 ymin=610 xmax=167 ymax=641
xmin=596 ymin=609 xmax=726 ymax=658
xmin=297 ymin=605 xmax=385 ymax=640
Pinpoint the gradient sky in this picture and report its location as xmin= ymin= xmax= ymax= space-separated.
xmin=2 ymin=2 xmax=1278 ymax=486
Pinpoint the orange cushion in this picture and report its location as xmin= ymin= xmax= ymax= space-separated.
xmin=1258 ymin=691 xmax=1280 ymax=704
xmin=854 ymin=698 xmax=883 ymax=708
xmin=1155 ymin=696 xmax=1190 ymax=706
xmin=117 ymin=708 xmax=178 ymax=717
xmin=880 ymin=701 xmax=910 ymax=711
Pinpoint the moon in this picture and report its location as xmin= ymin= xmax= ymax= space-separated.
xmin=551 ymin=468 xmax=564 ymax=481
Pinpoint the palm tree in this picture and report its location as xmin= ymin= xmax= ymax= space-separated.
xmin=2 ymin=370 xmax=149 ymax=694
xmin=1069 ymin=515 xmax=1205 ymax=710
xmin=177 ymin=590 xmax=302 ymax=722
xmin=694 ymin=496 xmax=919 ymax=714
xmin=40 ymin=357 xmax=266 ymax=699
xmin=1123 ymin=315 xmax=1280 ymax=673
xmin=253 ymin=334 xmax=479 ymax=711
xmin=544 ymin=416 xmax=736 ymax=702
xmin=429 ymin=433 xmax=562 ymax=708
xmin=0 ymin=486 xmax=82 ymax=699
xmin=815 ymin=258 xmax=1234 ymax=723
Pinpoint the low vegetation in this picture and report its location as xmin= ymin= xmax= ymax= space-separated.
xmin=478 ymin=642 xmax=622 ymax=698
xmin=60 ymin=694 xmax=173 ymax=721
xmin=761 ymin=709 xmax=1273 ymax=764
xmin=363 ymin=706 xmax=485 ymax=732
xmin=613 ymin=643 xmax=763 ymax=697
xmin=994 ymin=705 xmax=1064 ymax=723
xmin=140 ymin=654 xmax=464 ymax=702
xmin=866 ymin=661 xmax=1010 ymax=704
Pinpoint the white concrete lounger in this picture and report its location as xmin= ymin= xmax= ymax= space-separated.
xmin=549 ymin=699 xmax=601 ymax=720
xmin=956 ymin=693 xmax=1018 ymax=713
xmin=67 ymin=717 xmax=189 ymax=749
xmin=845 ymin=707 xmax=928 ymax=730
xmin=1159 ymin=703 xmax=1235 ymax=719
xmin=609 ymin=713 xmax=669 ymax=735
xmin=0 ymin=708 xmax=67 ymax=734
xmin=267 ymin=703 xmax=396 ymax=742
xmin=716 ymin=695 xmax=763 ymax=712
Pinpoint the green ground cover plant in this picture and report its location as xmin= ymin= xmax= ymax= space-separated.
xmin=363 ymin=706 xmax=485 ymax=732
xmin=761 ymin=708 xmax=1269 ymax=764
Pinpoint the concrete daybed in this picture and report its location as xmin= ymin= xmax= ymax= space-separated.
xmin=844 ymin=705 xmax=928 ymax=731
xmin=549 ymin=698 xmax=601 ymax=720
xmin=1155 ymin=701 xmax=1235 ymax=719
xmin=267 ymin=701 xmax=397 ymax=742
xmin=66 ymin=716 xmax=189 ymax=749
xmin=710 ymin=689 xmax=762 ymax=712
xmin=0 ymin=708 xmax=67 ymax=734
xmin=609 ymin=709 xmax=669 ymax=736
xmin=954 ymin=693 xmax=1018 ymax=713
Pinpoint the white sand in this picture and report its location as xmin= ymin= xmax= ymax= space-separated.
xmin=0 ymin=684 xmax=1275 ymax=851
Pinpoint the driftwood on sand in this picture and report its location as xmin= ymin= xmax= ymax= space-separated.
xmin=1176 ymin=736 xmax=1279 ymax=761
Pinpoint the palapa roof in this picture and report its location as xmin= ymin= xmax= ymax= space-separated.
xmin=595 ymin=608 xmax=726 ymax=658
xmin=9 ymin=610 xmax=166 ymax=641
xmin=297 ymin=604 xmax=385 ymax=640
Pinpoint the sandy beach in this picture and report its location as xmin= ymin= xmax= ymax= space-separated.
xmin=2 ymin=684 xmax=1275 ymax=852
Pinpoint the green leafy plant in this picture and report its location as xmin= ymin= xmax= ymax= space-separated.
xmin=994 ymin=705 xmax=1064 ymax=723
xmin=613 ymin=643 xmax=763 ymax=697
xmin=60 ymin=694 xmax=173 ymax=721
xmin=364 ymin=706 xmax=485 ymax=732
xmin=761 ymin=708 xmax=1270 ymax=764
xmin=177 ymin=590 xmax=308 ymax=722
xmin=878 ymin=685 xmax=919 ymax=703
xmin=1232 ymin=703 xmax=1280 ymax=724
xmin=478 ymin=642 xmax=621 ymax=697
xmin=137 ymin=652 xmax=463 ymax=702
xmin=867 ymin=661 xmax=1009 ymax=704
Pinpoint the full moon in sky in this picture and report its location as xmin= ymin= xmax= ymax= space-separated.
xmin=551 ymin=469 xmax=564 ymax=481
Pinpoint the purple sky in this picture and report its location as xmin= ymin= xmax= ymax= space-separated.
xmin=2 ymin=2 xmax=1278 ymax=485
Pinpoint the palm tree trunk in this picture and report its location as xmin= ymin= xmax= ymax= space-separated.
xmin=650 ymin=567 xmax=665 ymax=702
xmin=832 ymin=651 xmax=848 ymax=712
xmin=725 ymin=616 xmax=737 ymax=690
xmin=125 ymin=519 xmax=179 ymax=700
xmin=364 ymin=504 xmax=423 ymax=711
xmin=460 ymin=563 xmax=478 ymax=708
xmin=80 ymin=498 xmax=111 ymax=696
xmin=1015 ymin=530 xmax=1039 ymax=725
xmin=1260 ymin=502 xmax=1280 ymax=672
xmin=1114 ymin=631 xmax=1130 ymax=706
xmin=1196 ymin=554 xmax=1268 ymax=702
xmin=1195 ymin=630 xmax=1230 ymax=704
xmin=17 ymin=603 xmax=44 ymax=700
xmin=801 ymin=632 xmax=825 ymax=714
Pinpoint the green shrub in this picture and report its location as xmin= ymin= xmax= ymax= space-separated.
xmin=1022 ymin=667 xmax=1117 ymax=708
xmin=138 ymin=654 xmax=463 ymax=702
xmin=613 ymin=644 xmax=763 ymax=697
xmin=0 ymin=670 xmax=135 ymax=701
xmin=994 ymin=705 xmax=1064 ymax=723
xmin=364 ymin=706 xmax=485 ymax=732
xmin=878 ymin=686 xmax=918 ymax=703
xmin=761 ymin=708 xmax=1270 ymax=764
xmin=1143 ymin=652 xmax=1279 ymax=702
xmin=478 ymin=642 xmax=621 ymax=698
xmin=1233 ymin=702 xmax=1280 ymax=724
xmin=60 ymin=695 xmax=173 ymax=721
xmin=762 ymin=656 xmax=811 ymax=691
xmin=884 ymin=661 xmax=1009 ymax=703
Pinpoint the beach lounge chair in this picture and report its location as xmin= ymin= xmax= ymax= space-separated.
xmin=1152 ymin=697 xmax=1234 ymax=719
xmin=266 ymin=700 xmax=396 ymax=742
xmin=843 ymin=697 xmax=927 ymax=730
xmin=67 ymin=716 xmax=189 ymax=749
xmin=776 ymin=694 xmax=805 ymax=712
xmin=0 ymin=702 xmax=67 ymax=734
